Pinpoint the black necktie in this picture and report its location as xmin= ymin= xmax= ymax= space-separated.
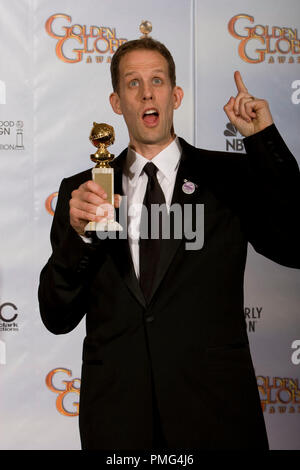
xmin=139 ymin=162 xmax=166 ymax=302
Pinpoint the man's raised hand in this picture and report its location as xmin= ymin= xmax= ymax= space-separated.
xmin=224 ymin=71 xmax=273 ymax=137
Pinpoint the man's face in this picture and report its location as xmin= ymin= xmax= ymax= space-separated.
xmin=110 ymin=49 xmax=183 ymax=155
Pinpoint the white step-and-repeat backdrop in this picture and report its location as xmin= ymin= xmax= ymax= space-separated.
xmin=0 ymin=0 xmax=299 ymax=450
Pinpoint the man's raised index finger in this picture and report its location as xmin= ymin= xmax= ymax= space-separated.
xmin=234 ymin=70 xmax=248 ymax=93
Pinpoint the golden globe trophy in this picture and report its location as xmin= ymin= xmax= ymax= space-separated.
xmin=84 ymin=122 xmax=123 ymax=234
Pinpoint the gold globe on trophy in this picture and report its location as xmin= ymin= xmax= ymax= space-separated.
xmin=139 ymin=20 xmax=152 ymax=38
xmin=89 ymin=122 xmax=115 ymax=167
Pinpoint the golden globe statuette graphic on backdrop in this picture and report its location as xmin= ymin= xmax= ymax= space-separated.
xmin=139 ymin=20 xmax=152 ymax=38
xmin=85 ymin=122 xmax=122 ymax=234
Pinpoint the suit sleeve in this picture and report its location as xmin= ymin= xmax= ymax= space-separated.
xmin=38 ymin=177 xmax=106 ymax=335
xmin=240 ymin=124 xmax=300 ymax=268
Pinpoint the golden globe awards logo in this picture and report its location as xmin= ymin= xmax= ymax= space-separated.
xmin=228 ymin=14 xmax=300 ymax=64
xmin=46 ymin=368 xmax=300 ymax=417
xmin=46 ymin=368 xmax=80 ymax=417
xmin=45 ymin=13 xmax=127 ymax=64
xmin=257 ymin=376 xmax=300 ymax=414
xmin=45 ymin=192 xmax=58 ymax=216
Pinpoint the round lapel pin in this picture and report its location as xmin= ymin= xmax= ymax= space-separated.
xmin=182 ymin=180 xmax=196 ymax=195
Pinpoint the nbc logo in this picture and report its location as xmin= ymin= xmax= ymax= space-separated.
xmin=224 ymin=122 xmax=244 ymax=152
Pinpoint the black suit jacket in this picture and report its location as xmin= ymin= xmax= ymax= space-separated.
xmin=39 ymin=125 xmax=300 ymax=450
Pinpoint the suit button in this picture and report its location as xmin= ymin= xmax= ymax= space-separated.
xmin=146 ymin=315 xmax=154 ymax=323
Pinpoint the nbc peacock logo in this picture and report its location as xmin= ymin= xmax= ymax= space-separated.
xmin=224 ymin=122 xmax=245 ymax=152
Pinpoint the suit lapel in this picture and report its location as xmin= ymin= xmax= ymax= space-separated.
xmin=147 ymin=138 xmax=203 ymax=304
xmin=108 ymin=149 xmax=147 ymax=308
xmin=108 ymin=140 xmax=204 ymax=308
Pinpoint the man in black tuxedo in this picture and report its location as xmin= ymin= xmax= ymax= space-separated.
xmin=39 ymin=37 xmax=300 ymax=450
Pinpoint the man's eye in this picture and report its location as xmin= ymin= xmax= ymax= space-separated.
xmin=153 ymin=77 xmax=162 ymax=85
xmin=129 ymin=79 xmax=139 ymax=87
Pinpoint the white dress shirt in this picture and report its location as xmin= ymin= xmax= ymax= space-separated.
xmin=123 ymin=136 xmax=182 ymax=279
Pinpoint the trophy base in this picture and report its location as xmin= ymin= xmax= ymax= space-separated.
xmin=85 ymin=220 xmax=123 ymax=234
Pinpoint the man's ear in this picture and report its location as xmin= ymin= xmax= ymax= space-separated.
xmin=173 ymin=86 xmax=184 ymax=110
xmin=109 ymin=92 xmax=123 ymax=115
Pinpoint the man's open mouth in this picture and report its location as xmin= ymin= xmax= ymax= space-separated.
xmin=142 ymin=109 xmax=159 ymax=126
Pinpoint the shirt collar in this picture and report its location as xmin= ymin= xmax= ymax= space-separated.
xmin=125 ymin=137 xmax=182 ymax=185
